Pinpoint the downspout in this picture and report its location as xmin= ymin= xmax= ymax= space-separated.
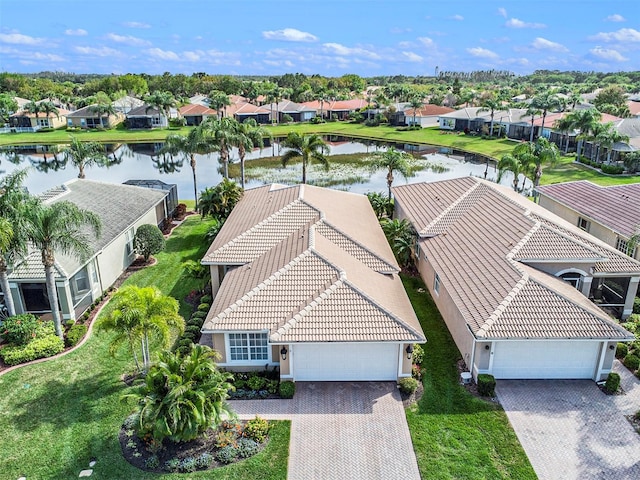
xmin=467 ymin=324 xmax=477 ymax=379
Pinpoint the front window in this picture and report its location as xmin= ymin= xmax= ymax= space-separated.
xmin=434 ymin=273 xmax=441 ymax=295
xmin=616 ymin=237 xmax=637 ymax=257
xmin=228 ymin=333 xmax=269 ymax=362
xmin=70 ymin=267 xmax=91 ymax=303
xmin=578 ymin=217 xmax=590 ymax=232
xmin=125 ymin=227 xmax=134 ymax=256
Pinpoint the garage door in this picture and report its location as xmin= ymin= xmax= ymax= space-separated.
xmin=293 ymin=343 xmax=399 ymax=381
xmin=492 ymin=341 xmax=601 ymax=379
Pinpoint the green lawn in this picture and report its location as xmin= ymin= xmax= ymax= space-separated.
xmin=402 ymin=274 xmax=536 ymax=480
xmin=0 ymin=215 xmax=290 ymax=480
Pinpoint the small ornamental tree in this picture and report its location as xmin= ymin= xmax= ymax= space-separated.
xmin=134 ymin=224 xmax=165 ymax=262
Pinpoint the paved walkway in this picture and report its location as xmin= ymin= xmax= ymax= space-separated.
xmin=497 ymin=361 xmax=640 ymax=480
xmin=229 ymin=381 xmax=420 ymax=480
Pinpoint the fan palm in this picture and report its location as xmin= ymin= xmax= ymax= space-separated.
xmin=62 ymin=136 xmax=109 ymax=179
xmin=233 ymin=118 xmax=270 ymax=188
xmin=367 ymin=147 xmax=415 ymax=199
xmin=124 ymin=345 xmax=235 ymax=444
xmin=281 ymin=132 xmax=330 ymax=184
xmin=27 ymin=201 xmax=102 ymax=339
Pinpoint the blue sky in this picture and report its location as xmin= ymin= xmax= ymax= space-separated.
xmin=1 ymin=0 xmax=639 ymax=76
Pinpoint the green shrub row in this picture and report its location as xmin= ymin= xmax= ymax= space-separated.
xmin=0 ymin=322 xmax=64 ymax=366
xmin=399 ymin=377 xmax=419 ymax=395
xmin=65 ymin=324 xmax=88 ymax=347
xmin=605 ymin=372 xmax=620 ymax=393
xmin=477 ymin=374 xmax=496 ymax=397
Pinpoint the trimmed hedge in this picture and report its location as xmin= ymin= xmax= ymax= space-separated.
xmin=0 ymin=322 xmax=64 ymax=366
xmin=477 ymin=374 xmax=496 ymax=397
xmin=399 ymin=377 xmax=419 ymax=395
xmin=616 ymin=343 xmax=629 ymax=359
xmin=65 ymin=324 xmax=88 ymax=347
xmin=604 ymin=372 xmax=620 ymax=393
xmin=623 ymin=354 xmax=640 ymax=371
xmin=191 ymin=311 xmax=207 ymax=319
xmin=279 ymin=381 xmax=295 ymax=398
xmin=197 ymin=303 xmax=210 ymax=312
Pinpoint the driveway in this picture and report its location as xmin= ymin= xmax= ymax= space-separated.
xmin=229 ymin=381 xmax=420 ymax=480
xmin=497 ymin=362 xmax=640 ymax=480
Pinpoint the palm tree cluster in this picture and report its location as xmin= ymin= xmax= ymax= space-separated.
xmin=498 ymin=137 xmax=560 ymax=193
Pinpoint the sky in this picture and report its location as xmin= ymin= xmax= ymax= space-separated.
xmin=0 ymin=0 xmax=639 ymax=77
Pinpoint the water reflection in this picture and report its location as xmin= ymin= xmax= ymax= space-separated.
xmin=0 ymin=137 xmax=520 ymax=200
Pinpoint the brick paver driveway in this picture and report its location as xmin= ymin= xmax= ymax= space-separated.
xmin=229 ymin=381 xmax=420 ymax=480
xmin=497 ymin=362 xmax=640 ymax=480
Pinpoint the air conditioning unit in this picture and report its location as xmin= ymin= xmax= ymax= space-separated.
xmin=460 ymin=372 xmax=472 ymax=385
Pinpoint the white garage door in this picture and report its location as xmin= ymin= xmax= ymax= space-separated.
xmin=492 ymin=341 xmax=601 ymax=379
xmin=293 ymin=343 xmax=399 ymax=381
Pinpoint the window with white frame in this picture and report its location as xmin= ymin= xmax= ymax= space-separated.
xmin=125 ymin=227 xmax=135 ymax=256
xmin=434 ymin=273 xmax=441 ymax=295
xmin=577 ymin=217 xmax=590 ymax=232
xmin=228 ymin=333 xmax=269 ymax=362
xmin=616 ymin=237 xmax=637 ymax=257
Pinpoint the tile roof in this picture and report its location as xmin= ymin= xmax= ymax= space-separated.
xmin=404 ymin=105 xmax=455 ymax=117
xmin=178 ymin=104 xmax=217 ymax=116
xmin=202 ymin=184 xmax=422 ymax=343
xmin=393 ymin=177 xmax=639 ymax=341
xmin=9 ymin=251 xmax=67 ymax=280
xmin=536 ymin=181 xmax=640 ymax=239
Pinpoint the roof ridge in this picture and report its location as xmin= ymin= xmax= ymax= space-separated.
xmin=419 ymin=179 xmax=482 ymax=236
xmin=476 ymin=268 xmax=529 ymax=338
xmin=318 ymin=219 xmax=399 ymax=273
xmin=519 ymin=221 xmax=607 ymax=260
xmin=507 ymin=221 xmax=541 ymax=260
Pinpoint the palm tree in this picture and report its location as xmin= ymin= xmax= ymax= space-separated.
xmin=207 ymin=90 xmax=231 ymax=119
xmin=95 ymin=285 xmax=184 ymax=372
xmin=531 ymin=137 xmax=560 ymax=187
xmin=497 ymin=146 xmax=534 ymax=192
xmin=553 ymin=116 xmax=574 ymax=153
xmin=233 ymin=118 xmax=270 ymax=188
xmin=281 ymin=132 xmax=330 ymax=184
xmin=530 ymin=92 xmax=562 ymax=137
xmin=0 ymin=169 xmax=38 ymax=317
xmin=158 ymin=127 xmax=216 ymax=209
xmin=123 ymin=345 xmax=234 ymax=444
xmin=198 ymin=178 xmax=244 ymax=220
xmin=380 ymin=218 xmax=415 ymax=268
xmin=88 ymin=102 xmax=116 ymax=128
xmin=23 ymin=101 xmax=42 ymax=128
xmin=367 ymin=147 xmax=414 ymax=199
xmin=27 ymin=201 xmax=102 ymax=339
xmin=478 ymin=97 xmax=502 ymax=137
xmin=38 ymin=101 xmax=59 ymax=128
xmin=201 ymin=116 xmax=238 ymax=179
xmin=408 ymin=96 xmax=423 ymax=127
xmin=523 ymin=107 xmax=542 ymax=142
xmin=145 ymin=91 xmax=176 ymax=127
xmin=566 ymin=108 xmax=601 ymax=161
xmin=366 ymin=191 xmax=393 ymax=219
xmin=587 ymin=122 xmax=610 ymax=163
xmin=61 ymin=137 xmax=109 ymax=179
xmin=596 ymin=125 xmax=629 ymax=163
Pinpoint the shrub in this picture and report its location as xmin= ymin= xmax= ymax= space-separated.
xmin=201 ymin=295 xmax=213 ymax=304
xmin=309 ymin=116 xmax=325 ymax=124
xmin=195 ymin=453 xmax=213 ymax=469
xmin=181 ymin=331 xmax=197 ymax=342
xmin=237 ymin=437 xmax=259 ymax=458
xmin=282 ymin=114 xmax=293 ymax=123
xmin=65 ymin=324 xmax=87 ymax=347
xmin=477 ymin=374 xmax=496 ymax=397
xmin=216 ymin=445 xmax=238 ymax=464
xmin=0 ymin=323 xmax=64 ymax=366
xmin=398 ymin=377 xmax=419 ymax=395
xmin=1 ymin=314 xmax=39 ymax=345
xmin=134 ymin=224 xmax=166 ymax=261
xmin=216 ymin=428 xmax=238 ymax=448
xmin=600 ymin=164 xmax=624 ymax=175
xmin=267 ymin=379 xmax=279 ymax=394
xmin=634 ymin=297 xmax=640 ymax=315
xmin=179 ymin=457 xmax=197 ymax=472
xmin=187 ymin=317 xmax=204 ymax=328
xmin=191 ymin=310 xmax=208 ymax=319
xmin=623 ymin=354 xmax=640 ymax=371
xmin=185 ymin=325 xmax=202 ymax=335
xmin=144 ymin=455 xmax=160 ymax=469
xmin=197 ymin=303 xmax=210 ymax=312
xmin=604 ymin=372 xmax=620 ymax=393
xmin=243 ymin=416 xmax=269 ymax=443
xmin=279 ymin=380 xmax=295 ymax=399
xmin=247 ymin=375 xmax=266 ymax=391
xmin=175 ymin=203 xmax=187 ymax=218
xmin=411 ymin=364 xmax=423 ymax=380
xmin=183 ymin=260 xmax=208 ymax=279
xmin=411 ymin=343 xmax=424 ymax=365
xmin=616 ymin=343 xmax=629 ymax=359
xmin=177 ymin=338 xmax=194 ymax=349
xmin=164 ymin=458 xmax=181 ymax=472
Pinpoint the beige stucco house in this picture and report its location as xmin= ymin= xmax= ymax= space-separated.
xmin=66 ymin=105 xmax=125 ymax=129
xmin=393 ymin=177 xmax=637 ymax=381
xmin=537 ymin=181 xmax=640 ymax=263
xmin=199 ymin=184 xmax=425 ymax=381
xmin=6 ymin=180 xmax=170 ymax=322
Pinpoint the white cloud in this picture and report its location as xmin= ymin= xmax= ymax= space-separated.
xmin=0 ymin=46 xmax=64 ymax=62
xmin=0 ymin=33 xmax=45 ymax=45
xmin=532 ymin=37 xmax=568 ymax=52
xmin=106 ymin=33 xmax=151 ymax=47
xmin=590 ymin=28 xmax=640 ymax=42
xmin=497 ymin=8 xmax=507 ymax=18
xmin=589 ymin=46 xmax=628 ymax=62
xmin=262 ymin=28 xmax=318 ymax=42
xmin=74 ymin=46 xmax=123 ymax=57
xmin=605 ymin=14 xmax=625 ymax=22
xmin=402 ymin=51 xmax=423 ymax=62
xmin=450 ymin=14 xmax=464 ymax=21
xmin=322 ymin=43 xmax=380 ymax=59
xmin=418 ymin=37 xmax=434 ymax=47
xmin=390 ymin=27 xmax=412 ymax=34
xmin=506 ymin=18 xmax=545 ymax=29
xmin=145 ymin=47 xmax=180 ymax=60
xmin=183 ymin=51 xmax=201 ymax=62
xmin=264 ymin=59 xmax=294 ymax=67
xmin=64 ymin=29 xmax=87 ymax=36
xmin=30 ymin=52 xmax=65 ymax=62
xmin=123 ymin=21 xmax=150 ymax=29
xmin=467 ymin=47 xmax=498 ymax=59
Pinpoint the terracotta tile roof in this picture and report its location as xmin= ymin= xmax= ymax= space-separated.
xmin=178 ymin=104 xmax=217 ymax=116
xmin=227 ymin=102 xmax=270 ymax=116
xmin=393 ymin=177 xmax=639 ymax=340
xmin=628 ymin=100 xmax=640 ymax=116
xmin=11 ymin=108 xmax=70 ymax=118
xmin=404 ymin=105 xmax=455 ymax=117
xmin=202 ymin=184 xmax=422 ymax=343
xmin=537 ymin=181 xmax=640 ymax=238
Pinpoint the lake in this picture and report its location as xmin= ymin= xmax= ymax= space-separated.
xmin=0 ymin=137 xmax=525 ymax=200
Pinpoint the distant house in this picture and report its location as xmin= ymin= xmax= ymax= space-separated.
xmin=394 ymin=177 xmax=638 ymax=381
xmin=403 ymin=105 xmax=455 ymax=127
xmin=178 ymin=104 xmax=217 ymax=126
xmin=199 ymin=184 xmax=425 ymax=381
xmin=537 ymin=181 xmax=640 ymax=263
xmin=8 ymin=108 xmax=70 ymax=132
xmin=260 ymin=100 xmax=316 ymax=123
xmin=6 ymin=180 xmax=171 ymax=322
xmin=227 ymin=102 xmax=270 ymax=124
xmin=126 ymin=105 xmax=169 ymax=129
xmin=66 ymin=104 xmax=125 ymax=129
xmin=112 ymin=95 xmax=145 ymax=114
xmin=438 ymin=107 xmax=528 ymax=135
xmin=301 ymin=99 xmax=368 ymax=120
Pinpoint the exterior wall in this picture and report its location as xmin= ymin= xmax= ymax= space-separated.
xmin=475 ymin=342 xmax=492 ymax=371
xmin=400 ymin=343 xmax=413 ymax=376
xmin=600 ymin=341 xmax=618 ymax=380
xmin=525 ymin=261 xmax=592 ymax=278
xmin=278 ymin=345 xmax=290 ymax=376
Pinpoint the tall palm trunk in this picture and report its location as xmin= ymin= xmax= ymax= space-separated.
xmin=128 ymin=331 xmax=141 ymax=372
xmin=529 ymin=115 xmax=535 ymax=142
xmin=489 ymin=113 xmax=495 ymax=138
xmin=0 ymin=260 xmax=16 ymax=317
xmin=190 ymin=154 xmax=198 ymax=210
xmin=387 ymin=170 xmax=394 ymax=199
xmin=302 ymin=157 xmax=307 ymax=184
xmin=78 ymin=163 xmax=85 ymax=179
xmin=239 ymin=145 xmax=247 ymax=188
xmin=44 ymin=259 xmax=63 ymax=339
